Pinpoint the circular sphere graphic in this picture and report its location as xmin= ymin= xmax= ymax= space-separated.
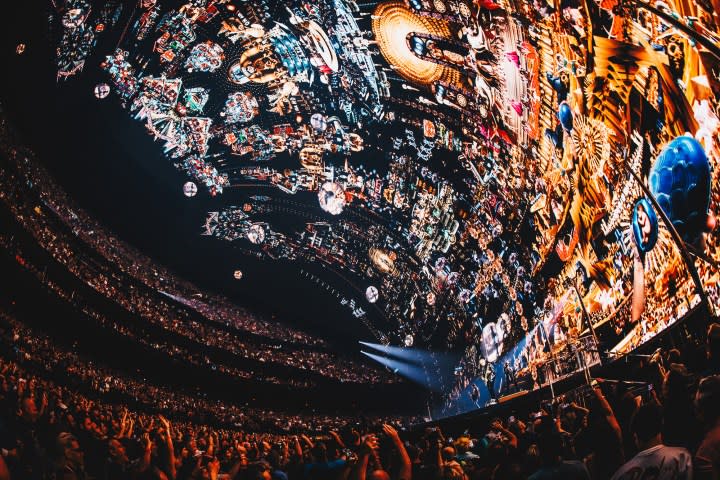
xmin=365 ymin=285 xmax=379 ymax=303
xmin=183 ymin=181 xmax=197 ymax=197
xmin=632 ymin=198 xmax=658 ymax=253
xmin=94 ymin=83 xmax=110 ymax=99
xmin=426 ymin=292 xmax=436 ymax=306
xmin=404 ymin=334 xmax=414 ymax=347
xmin=558 ymin=102 xmax=573 ymax=131
xmin=458 ymin=289 xmax=472 ymax=304
xmin=318 ymin=182 xmax=346 ymax=215
xmin=481 ymin=322 xmax=504 ymax=362
xmin=246 ymin=224 xmax=266 ymax=244
xmin=233 ymin=269 xmax=243 ymax=280
xmin=310 ymin=113 xmax=327 ymax=131
xmin=649 ymin=136 xmax=711 ymax=244
xmin=227 ymin=62 xmax=246 ymax=84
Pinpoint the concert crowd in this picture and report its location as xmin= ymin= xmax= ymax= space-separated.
xmin=0 ymin=298 xmax=718 ymax=480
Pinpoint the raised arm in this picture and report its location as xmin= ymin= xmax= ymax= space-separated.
xmin=127 ymin=417 xmax=135 ymax=439
xmin=0 ymin=455 xmax=9 ymax=480
xmin=137 ymin=432 xmax=153 ymax=474
xmin=383 ymin=424 xmax=411 ymax=480
xmin=300 ymin=434 xmax=315 ymax=450
xmin=593 ymin=384 xmax=622 ymax=442
xmin=118 ymin=410 xmax=128 ymax=438
xmin=330 ymin=430 xmax=346 ymax=449
xmin=227 ymin=443 xmax=248 ymax=480
xmin=491 ymin=421 xmax=518 ymax=449
xmin=159 ymin=415 xmax=176 ymax=480
xmin=292 ymin=435 xmax=303 ymax=459
xmin=38 ymin=390 xmax=49 ymax=418
xmin=351 ymin=434 xmax=378 ymax=480
xmin=281 ymin=438 xmax=290 ymax=465
xmin=570 ymin=402 xmax=589 ymax=417
xmin=206 ymin=430 xmax=215 ymax=457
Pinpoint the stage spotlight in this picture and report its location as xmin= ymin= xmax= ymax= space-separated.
xmin=361 ymin=351 xmax=443 ymax=391
xmin=359 ymin=341 xmax=455 ymax=365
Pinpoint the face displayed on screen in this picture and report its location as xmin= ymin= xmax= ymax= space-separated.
xmin=636 ymin=204 xmax=652 ymax=247
xmin=633 ymin=199 xmax=659 ymax=254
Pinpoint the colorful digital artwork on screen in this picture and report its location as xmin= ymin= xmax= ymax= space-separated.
xmin=51 ymin=0 xmax=720 ymax=418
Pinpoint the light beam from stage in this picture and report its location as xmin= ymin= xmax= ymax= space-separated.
xmin=360 ymin=350 xmax=444 ymax=391
xmin=358 ymin=341 xmax=458 ymax=365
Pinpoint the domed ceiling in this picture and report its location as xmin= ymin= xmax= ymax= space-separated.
xmin=16 ymin=0 xmax=720 ymax=414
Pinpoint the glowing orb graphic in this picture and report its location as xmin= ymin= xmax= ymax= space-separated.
xmin=649 ymin=136 xmax=711 ymax=244
xmin=365 ymin=285 xmax=379 ymax=303
xmin=310 ymin=113 xmax=327 ymax=131
xmin=183 ymin=181 xmax=198 ymax=197
xmin=94 ymin=83 xmax=111 ymax=99
xmin=458 ymin=289 xmax=472 ymax=303
xmin=246 ymin=224 xmax=266 ymax=244
xmin=318 ymin=182 xmax=346 ymax=215
xmin=426 ymin=292 xmax=436 ymax=306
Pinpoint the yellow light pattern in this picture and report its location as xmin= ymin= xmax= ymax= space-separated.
xmin=371 ymin=1 xmax=458 ymax=86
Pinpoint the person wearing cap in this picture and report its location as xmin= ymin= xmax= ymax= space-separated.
xmin=695 ymin=375 xmax=720 ymax=480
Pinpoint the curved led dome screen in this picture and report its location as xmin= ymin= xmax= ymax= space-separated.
xmin=42 ymin=0 xmax=720 ymax=419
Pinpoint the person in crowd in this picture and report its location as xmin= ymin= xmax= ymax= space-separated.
xmin=483 ymin=362 xmax=497 ymax=406
xmin=694 ymin=375 xmax=720 ymax=480
xmin=0 ymin=457 xmax=9 ymax=480
xmin=53 ymin=433 xmax=86 ymax=480
xmin=666 ymin=348 xmax=682 ymax=367
xmin=504 ymin=361 xmax=518 ymax=395
xmin=661 ymin=363 xmax=701 ymax=450
xmin=705 ymin=323 xmax=720 ymax=376
xmin=528 ymin=416 xmax=590 ymax=480
xmin=1 ymin=389 xmax=47 ymax=480
xmin=470 ymin=384 xmax=481 ymax=409
xmin=105 ymin=436 xmax=135 ymax=479
xmin=582 ymin=383 xmax=624 ymax=479
xmin=453 ymin=436 xmax=478 ymax=463
xmin=610 ymin=403 xmax=692 ymax=480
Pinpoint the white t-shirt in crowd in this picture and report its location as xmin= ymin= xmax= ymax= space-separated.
xmin=611 ymin=444 xmax=692 ymax=480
